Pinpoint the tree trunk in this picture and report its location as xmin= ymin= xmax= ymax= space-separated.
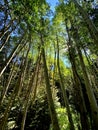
xmin=0 ymin=64 xmax=14 ymax=105
xmin=77 ymin=47 xmax=98 ymax=130
xmin=0 ymin=72 xmax=23 ymax=130
xmin=41 ymin=35 xmax=60 ymax=130
xmin=68 ymin=46 xmax=90 ymax=130
xmin=21 ymin=54 xmax=41 ymax=130
xmin=0 ymin=23 xmax=18 ymax=52
xmin=0 ymin=34 xmax=26 ymax=77
xmin=72 ymin=27 xmax=98 ymax=130
xmin=17 ymin=44 xmax=31 ymax=96
xmin=71 ymin=0 xmax=98 ymax=47
xmin=56 ymin=34 xmax=75 ymax=130
xmin=0 ymin=34 xmax=10 ymax=52
xmin=83 ymin=48 xmax=98 ymax=92
xmin=66 ymin=23 xmax=90 ymax=130
xmin=0 ymin=21 xmax=12 ymax=39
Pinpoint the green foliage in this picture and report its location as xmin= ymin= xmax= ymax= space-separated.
xmin=0 ymin=0 xmax=98 ymax=129
xmin=50 ymin=107 xmax=79 ymax=130
xmin=56 ymin=108 xmax=69 ymax=130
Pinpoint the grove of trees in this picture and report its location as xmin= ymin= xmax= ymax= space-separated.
xmin=0 ymin=0 xmax=98 ymax=130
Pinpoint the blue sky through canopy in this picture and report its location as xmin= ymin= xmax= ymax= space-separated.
xmin=46 ymin=0 xmax=70 ymax=67
xmin=46 ymin=0 xmax=58 ymax=11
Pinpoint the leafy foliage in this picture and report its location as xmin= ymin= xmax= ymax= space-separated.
xmin=0 ymin=0 xmax=98 ymax=130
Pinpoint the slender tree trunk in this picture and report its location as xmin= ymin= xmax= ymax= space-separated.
xmin=21 ymin=55 xmax=40 ymax=130
xmin=71 ymin=0 xmax=98 ymax=47
xmin=0 ymin=64 xmax=14 ymax=105
xmin=0 ymin=22 xmax=11 ymax=39
xmin=72 ymin=27 xmax=98 ymax=130
xmin=32 ymin=56 xmax=40 ymax=101
xmin=0 ymin=70 xmax=24 ymax=130
xmin=53 ymin=42 xmax=57 ymax=86
xmin=0 ymin=92 xmax=15 ymax=130
xmin=83 ymin=48 xmax=98 ymax=92
xmin=0 ymin=34 xmax=26 ymax=77
xmin=40 ymin=34 xmax=60 ymax=130
xmin=0 ymin=23 xmax=18 ymax=52
xmin=17 ymin=44 xmax=31 ymax=96
xmin=0 ymin=34 xmax=10 ymax=52
xmin=68 ymin=46 xmax=90 ymax=130
xmin=0 ymin=44 xmax=20 ymax=77
xmin=21 ymin=100 xmax=29 ymax=130
xmin=66 ymin=23 xmax=90 ymax=130
xmin=56 ymin=34 xmax=75 ymax=130
xmin=0 ymin=17 xmax=15 ymax=39
xmin=77 ymin=47 xmax=98 ymax=130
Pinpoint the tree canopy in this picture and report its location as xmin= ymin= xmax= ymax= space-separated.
xmin=0 ymin=0 xmax=98 ymax=130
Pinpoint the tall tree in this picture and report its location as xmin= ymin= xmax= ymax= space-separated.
xmin=71 ymin=23 xmax=98 ymax=130
xmin=71 ymin=0 xmax=98 ymax=48
xmin=56 ymin=33 xmax=75 ymax=130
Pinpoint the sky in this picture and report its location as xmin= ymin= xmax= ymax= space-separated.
xmin=46 ymin=0 xmax=59 ymax=11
